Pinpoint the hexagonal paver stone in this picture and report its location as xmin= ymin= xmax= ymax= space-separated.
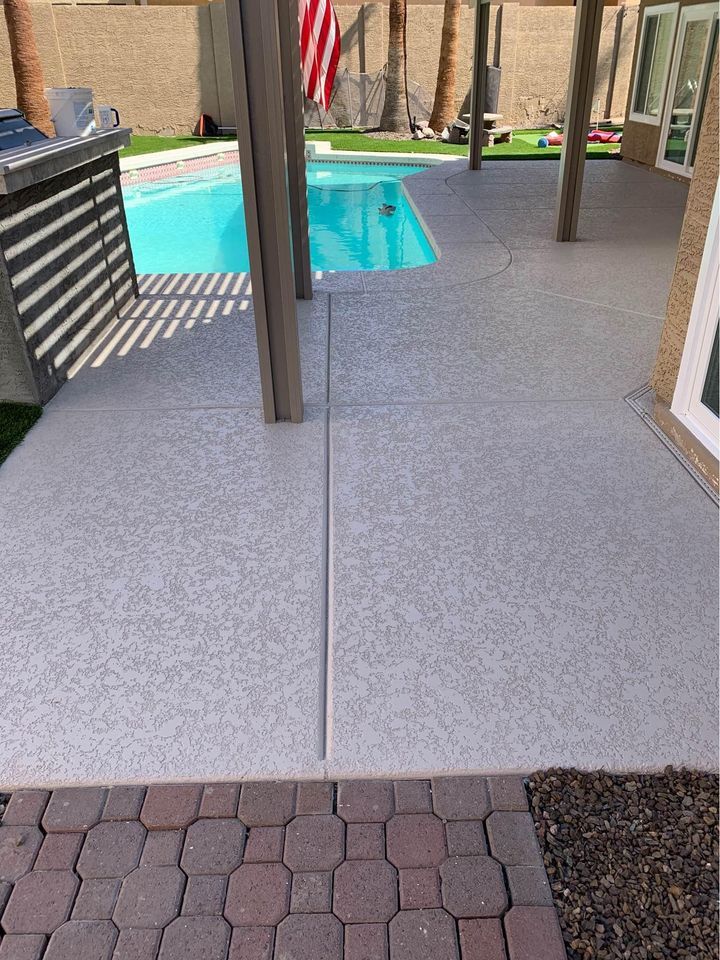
xmin=42 ymin=788 xmax=107 ymax=833
xmin=432 ymin=778 xmax=490 ymax=822
xmin=503 ymin=906 xmax=566 ymax=960
xmin=140 ymin=786 xmax=202 ymax=831
xmin=2 ymin=791 xmax=49 ymax=827
xmin=283 ymin=816 xmax=344 ymax=872
xmin=394 ymin=780 xmax=432 ymax=815
xmin=113 ymin=929 xmax=162 ymax=960
xmin=102 ymin=786 xmax=146 ymax=822
xmin=77 ymin=821 xmax=146 ymax=878
xmin=158 ymin=916 xmax=231 ymax=960
xmin=445 ymin=821 xmax=487 ymax=857
xmin=224 ymin=863 xmax=291 ymax=926
xmin=0 ymin=827 xmax=43 ymax=882
xmin=344 ymin=923 xmax=389 ymax=960
xmin=389 ymin=909 xmax=459 ymax=960
xmin=44 ymin=920 xmax=117 ymax=960
xmin=440 ymin=857 xmax=507 ymax=918
xmin=386 ymin=814 xmax=446 ymax=869
xmin=71 ymin=879 xmax=121 ymax=920
xmin=243 ymin=827 xmax=284 ymax=863
xmin=487 ymin=777 xmax=528 ymax=812
xmin=113 ymin=866 xmax=185 ymax=929
xmin=1 ymin=871 xmax=79 ymax=934
xmin=295 ymin=782 xmax=334 ymax=815
xmin=485 ymin=813 xmax=543 ymax=867
xmin=181 ymin=819 xmax=246 ymax=875
xmin=237 ymin=783 xmax=296 ymax=827
xmin=506 ymin=866 xmax=553 ymax=906
xmin=399 ymin=868 xmax=442 ymax=909
xmin=199 ymin=784 xmax=240 ymax=819
xmin=332 ymin=860 xmax=397 ymax=923
xmin=0 ymin=934 xmax=47 ymax=960
xmin=34 ymin=834 xmax=83 ymax=872
xmin=228 ymin=926 xmax=274 ymax=960
xmin=337 ymin=782 xmax=394 ymax=823
xmin=274 ymin=914 xmax=342 ymax=960
xmin=458 ymin=919 xmax=507 ymax=960
xmin=290 ymin=872 xmax=332 ymax=913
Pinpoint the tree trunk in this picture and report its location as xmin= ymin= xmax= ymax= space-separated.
xmin=379 ymin=0 xmax=408 ymax=133
xmin=428 ymin=0 xmax=462 ymax=133
xmin=3 ymin=0 xmax=54 ymax=137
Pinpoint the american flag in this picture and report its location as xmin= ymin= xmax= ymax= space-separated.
xmin=298 ymin=0 xmax=341 ymax=112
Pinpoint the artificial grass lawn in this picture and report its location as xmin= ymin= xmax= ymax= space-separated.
xmin=310 ymin=129 xmax=621 ymax=159
xmin=120 ymin=128 xmax=622 ymax=160
xmin=0 ymin=402 xmax=41 ymax=466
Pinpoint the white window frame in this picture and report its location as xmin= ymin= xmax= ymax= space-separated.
xmin=629 ymin=2 xmax=679 ymax=126
xmin=656 ymin=3 xmax=718 ymax=176
xmin=671 ymin=185 xmax=720 ymax=460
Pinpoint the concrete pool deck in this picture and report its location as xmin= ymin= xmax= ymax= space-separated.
xmin=0 ymin=158 xmax=717 ymax=787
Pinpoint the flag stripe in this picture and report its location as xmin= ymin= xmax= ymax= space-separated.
xmin=299 ymin=0 xmax=340 ymax=111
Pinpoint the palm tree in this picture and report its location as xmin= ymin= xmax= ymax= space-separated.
xmin=428 ymin=0 xmax=462 ymax=133
xmin=3 ymin=0 xmax=54 ymax=137
xmin=379 ymin=0 xmax=409 ymax=133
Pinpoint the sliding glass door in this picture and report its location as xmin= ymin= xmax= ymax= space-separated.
xmin=672 ymin=189 xmax=719 ymax=459
xmin=657 ymin=3 xmax=718 ymax=176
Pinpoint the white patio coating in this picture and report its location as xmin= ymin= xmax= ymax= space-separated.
xmin=1 ymin=158 xmax=717 ymax=787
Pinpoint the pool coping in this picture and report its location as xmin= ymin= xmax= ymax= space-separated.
xmin=119 ymin=138 xmax=454 ymax=175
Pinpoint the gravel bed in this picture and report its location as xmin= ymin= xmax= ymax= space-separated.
xmin=529 ymin=768 xmax=718 ymax=960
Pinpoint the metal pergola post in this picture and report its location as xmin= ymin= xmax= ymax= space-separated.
xmin=468 ymin=0 xmax=491 ymax=171
xmin=225 ymin=0 xmax=304 ymax=423
xmin=278 ymin=0 xmax=313 ymax=301
xmin=554 ymin=0 xmax=604 ymax=242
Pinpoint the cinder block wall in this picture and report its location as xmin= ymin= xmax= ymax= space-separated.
xmin=651 ymin=52 xmax=719 ymax=405
xmin=0 ymin=2 xmax=638 ymax=134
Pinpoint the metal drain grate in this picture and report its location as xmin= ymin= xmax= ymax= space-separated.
xmin=625 ymin=383 xmax=719 ymax=505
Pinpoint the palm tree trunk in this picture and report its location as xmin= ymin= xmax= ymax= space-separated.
xmin=428 ymin=0 xmax=462 ymax=133
xmin=3 ymin=0 xmax=54 ymax=137
xmin=379 ymin=0 xmax=408 ymax=133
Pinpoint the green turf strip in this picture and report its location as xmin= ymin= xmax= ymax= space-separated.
xmin=0 ymin=402 xmax=42 ymax=467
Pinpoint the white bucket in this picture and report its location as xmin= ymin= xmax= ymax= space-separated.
xmin=45 ymin=87 xmax=96 ymax=138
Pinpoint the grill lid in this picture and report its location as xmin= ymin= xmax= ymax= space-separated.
xmin=0 ymin=109 xmax=49 ymax=152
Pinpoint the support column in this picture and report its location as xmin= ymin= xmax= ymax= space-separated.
xmin=225 ymin=0 xmax=304 ymax=423
xmin=278 ymin=0 xmax=313 ymax=301
xmin=468 ymin=0 xmax=490 ymax=171
xmin=554 ymin=0 xmax=604 ymax=242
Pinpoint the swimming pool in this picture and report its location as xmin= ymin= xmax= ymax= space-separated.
xmin=122 ymin=161 xmax=437 ymax=274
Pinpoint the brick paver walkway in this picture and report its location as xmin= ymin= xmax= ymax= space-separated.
xmin=0 ymin=777 xmax=566 ymax=960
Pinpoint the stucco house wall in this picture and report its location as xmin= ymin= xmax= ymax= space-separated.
xmin=651 ymin=50 xmax=718 ymax=405
xmin=0 ymin=2 xmax=638 ymax=134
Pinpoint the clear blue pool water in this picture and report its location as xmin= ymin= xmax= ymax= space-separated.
xmin=123 ymin=161 xmax=437 ymax=274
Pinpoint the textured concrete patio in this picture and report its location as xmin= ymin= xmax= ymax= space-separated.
xmin=1 ymin=158 xmax=717 ymax=787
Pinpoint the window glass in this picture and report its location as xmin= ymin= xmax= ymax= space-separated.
xmin=633 ymin=10 xmax=675 ymax=118
xmin=663 ymin=17 xmax=712 ymax=165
